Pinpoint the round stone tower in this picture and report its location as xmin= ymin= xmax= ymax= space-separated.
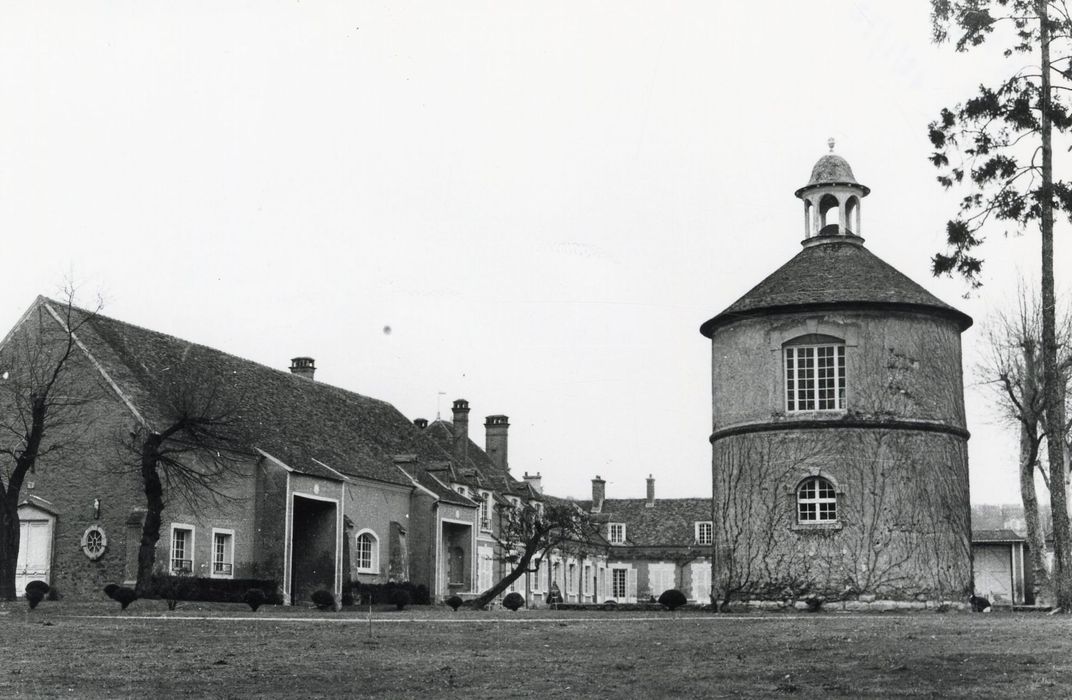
xmin=699 ymin=145 xmax=973 ymax=604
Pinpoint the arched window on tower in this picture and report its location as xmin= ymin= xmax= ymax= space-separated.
xmin=845 ymin=195 xmax=860 ymax=234
xmin=818 ymin=194 xmax=840 ymax=235
xmin=797 ymin=476 xmax=838 ymax=524
xmin=783 ymin=334 xmax=846 ymax=412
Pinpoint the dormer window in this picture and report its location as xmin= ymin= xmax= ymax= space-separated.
xmin=695 ymin=521 xmax=713 ymax=545
xmin=479 ymin=490 xmax=492 ymax=530
xmin=784 ymin=335 xmax=845 ymax=412
xmin=609 ymin=523 xmax=626 ymax=544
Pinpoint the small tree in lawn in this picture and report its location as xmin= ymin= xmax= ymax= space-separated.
xmin=468 ymin=500 xmax=599 ymax=610
xmin=124 ymin=352 xmax=247 ymax=596
xmin=928 ymin=0 xmax=1072 ymax=610
xmin=0 ymin=293 xmax=103 ymax=601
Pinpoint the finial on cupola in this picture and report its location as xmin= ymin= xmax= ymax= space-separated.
xmin=794 ymin=140 xmax=870 ymax=246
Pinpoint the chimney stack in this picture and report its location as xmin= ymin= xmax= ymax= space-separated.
xmin=523 ymin=471 xmax=543 ymax=494
xmin=414 ymin=418 xmax=428 ymax=430
xmin=485 ymin=415 xmax=510 ymax=472
xmin=451 ymin=399 xmax=470 ymax=464
xmin=646 ymin=474 xmax=655 ymax=508
xmin=591 ymin=475 xmax=606 ymax=513
xmin=290 ymin=357 xmax=316 ymax=380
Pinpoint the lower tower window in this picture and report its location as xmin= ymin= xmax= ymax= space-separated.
xmin=797 ymin=477 xmax=837 ymax=524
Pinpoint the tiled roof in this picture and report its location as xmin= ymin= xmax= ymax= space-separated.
xmin=699 ymin=240 xmax=972 ymax=337
xmin=972 ymin=529 xmax=1025 ymax=544
xmin=52 ymin=299 xmax=453 ymax=487
xmin=405 ymin=467 xmax=477 ymax=508
xmin=420 ymin=418 xmax=533 ymax=497
xmin=581 ymin=498 xmax=712 ymax=547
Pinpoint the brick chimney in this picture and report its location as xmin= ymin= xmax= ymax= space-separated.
xmin=485 ymin=415 xmax=509 ymax=472
xmin=591 ymin=475 xmax=606 ymax=513
xmin=414 ymin=418 xmax=428 ymax=430
xmin=451 ymin=399 xmax=470 ymax=464
xmin=646 ymin=474 xmax=655 ymax=508
xmin=290 ymin=357 xmax=316 ymax=380
xmin=523 ymin=471 xmax=542 ymax=494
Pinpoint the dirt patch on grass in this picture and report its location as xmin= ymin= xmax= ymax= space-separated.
xmin=2 ymin=602 xmax=1071 ymax=697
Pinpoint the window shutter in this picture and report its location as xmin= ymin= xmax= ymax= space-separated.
xmin=627 ymin=568 xmax=638 ymax=601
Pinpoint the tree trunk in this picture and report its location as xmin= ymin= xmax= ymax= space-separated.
xmin=468 ymin=542 xmax=543 ymax=609
xmin=1036 ymin=0 xmax=1072 ymax=612
xmin=0 ymin=497 xmax=19 ymax=600
xmin=1020 ymin=422 xmax=1048 ymax=603
xmin=135 ymin=436 xmax=165 ymax=596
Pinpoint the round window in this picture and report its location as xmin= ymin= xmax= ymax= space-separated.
xmin=81 ymin=525 xmax=107 ymax=560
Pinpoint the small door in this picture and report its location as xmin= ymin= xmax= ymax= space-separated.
xmin=974 ymin=544 xmax=1013 ymax=603
xmin=16 ymin=519 xmax=54 ymax=594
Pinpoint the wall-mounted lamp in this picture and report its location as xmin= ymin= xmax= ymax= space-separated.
xmin=93 ymin=498 xmax=100 ymax=520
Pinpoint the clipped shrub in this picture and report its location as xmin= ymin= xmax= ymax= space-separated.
xmin=243 ymin=588 xmax=267 ymax=612
xmin=658 ymin=589 xmax=688 ymax=611
xmin=25 ymin=580 xmax=49 ymax=610
xmin=104 ymin=584 xmax=138 ymax=610
xmin=390 ymin=588 xmax=411 ymax=611
xmin=803 ymin=595 xmax=823 ymax=613
xmin=311 ymin=589 xmax=336 ymax=610
xmin=445 ymin=595 xmax=464 ymax=611
xmin=502 ymin=592 xmax=524 ymax=611
xmin=603 ymin=599 xmax=618 ymax=611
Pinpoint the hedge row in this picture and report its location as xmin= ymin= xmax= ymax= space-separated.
xmin=346 ymin=581 xmax=430 ymax=606
xmin=148 ymin=575 xmax=282 ymax=604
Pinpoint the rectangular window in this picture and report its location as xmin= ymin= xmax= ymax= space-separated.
xmin=170 ymin=525 xmax=194 ymax=574
xmin=612 ymin=568 xmax=628 ymax=599
xmin=695 ymin=521 xmax=713 ymax=545
xmin=212 ymin=530 xmax=234 ymax=578
xmin=567 ymin=563 xmax=575 ymax=593
xmin=583 ymin=565 xmax=592 ymax=595
xmin=609 ymin=523 xmax=625 ymax=544
xmin=785 ymin=345 xmax=845 ymax=412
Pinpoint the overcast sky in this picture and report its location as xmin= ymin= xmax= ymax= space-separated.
xmin=0 ymin=2 xmax=1067 ymax=503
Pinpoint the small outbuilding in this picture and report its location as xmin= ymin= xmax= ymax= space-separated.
xmin=972 ymin=529 xmax=1029 ymax=605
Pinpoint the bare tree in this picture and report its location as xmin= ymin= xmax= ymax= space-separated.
xmin=123 ymin=352 xmax=248 ymax=595
xmin=468 ymin=499 xmax=599 ymax=609
xmin=928 ymin=0 xmax=1072 ymax=610
xmin=0 ymin=293 xmax=103 ymax=600
xmin=978 ymin=289 xmax=1072 ymax=602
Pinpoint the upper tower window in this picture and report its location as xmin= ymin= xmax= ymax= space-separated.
xmin=784 ymin=335 xmax=845 ymax=412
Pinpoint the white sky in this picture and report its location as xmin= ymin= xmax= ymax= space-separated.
xmin=0 ymin=2 xmax=1067 ymax=504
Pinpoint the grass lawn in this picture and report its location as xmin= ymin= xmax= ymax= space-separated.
xmin=2 ymin=601 xmax=1071 ymax=698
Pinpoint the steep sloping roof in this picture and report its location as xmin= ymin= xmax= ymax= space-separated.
xmin=421 ymin=418 xmax=532 ymax=497
xmin=700 ymin=240 xmax=972 ymax=337
xmin=581 ymin=498 xmax=712 ymax=547
xmin=50 ymin=299 xmax=452 ymax=486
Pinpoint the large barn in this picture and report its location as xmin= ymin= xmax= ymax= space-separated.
xmin=700 ymin=147 xmax=974 ymax=604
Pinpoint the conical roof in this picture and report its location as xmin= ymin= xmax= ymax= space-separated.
xmin=699 ymin=240 xmax=972 ymax=337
